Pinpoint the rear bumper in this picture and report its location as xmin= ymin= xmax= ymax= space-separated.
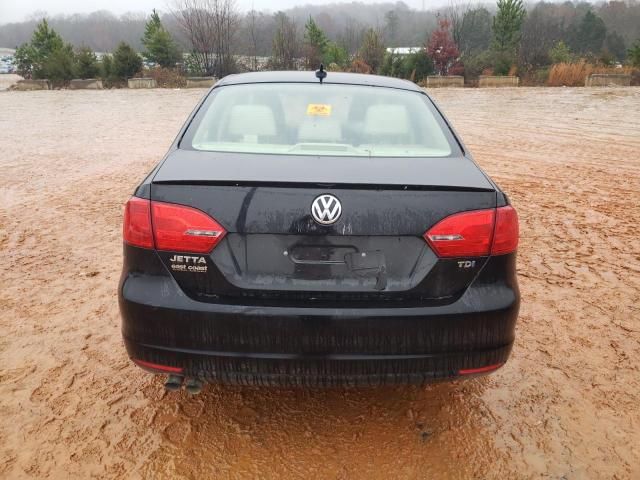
xmin=119 ymin=247 xmax=519 ymax=386
xmin=125 ymin=339 xmax=512 ymax=386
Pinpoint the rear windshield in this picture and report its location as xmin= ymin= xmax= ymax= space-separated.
xmin=183 ymin=83 xmax=455 ymax=157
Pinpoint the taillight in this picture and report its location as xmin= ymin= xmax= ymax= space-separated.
xmin=424 ymin=206 xmax=518 ymax=257
xmin=133 ymin=359 xmax=183 ymax=374
xmin=123 ymin=198 xmax=227 ymax=253
xmin=491 ymin=205 xmax=519 ymax=255
xmin=424 ymin=209 xmax=495 ymax=257
xmin=151 ymin=201 xmax=226 ymax=253
xmin=123 ymin=197 xmax=153 ymax=249
xmin=458 ymin=362 xmax=504 ymax=375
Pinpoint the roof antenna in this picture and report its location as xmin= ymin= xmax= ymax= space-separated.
xmin=315 ymin=64 xmax=327 ymax=84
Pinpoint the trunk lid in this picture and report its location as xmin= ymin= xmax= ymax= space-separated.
xmin=151 ymin=151 xmax=496 ymax=306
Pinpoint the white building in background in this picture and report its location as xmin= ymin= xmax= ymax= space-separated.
xmin=386 ymin=47 xmax=423 ymax=56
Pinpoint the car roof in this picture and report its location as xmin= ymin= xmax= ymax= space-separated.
xmin=215 ymin=71 xmax=423 ymax=92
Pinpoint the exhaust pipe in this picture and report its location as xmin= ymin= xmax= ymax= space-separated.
xmin=185 ymin=378 xmax=203 ymax=395
xmin=164 ymin=374 xmax=183 ymax=391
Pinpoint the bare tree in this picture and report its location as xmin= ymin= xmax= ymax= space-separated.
xmin=246 ymin=9 xmax=259 ymax=71
xmin=519 ymin=3 xmax=562 ymax=69
xmin=445 ymin=1 xmax=472 ymax=49
xmin=270 ymin=12 xmax=298 ymax=70
xmin=358 ymin=28 xmax=385 ymax=73
xmin=444 ymin=1 xmax=472 ymax=51
xmin=172 ymin=0 xmax=239 ymax=77
xmin=339 ymin=16 xmax=364 ymax=55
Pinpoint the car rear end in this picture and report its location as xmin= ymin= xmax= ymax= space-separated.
xmin=119 ymin=74 xmax=520 ymax=387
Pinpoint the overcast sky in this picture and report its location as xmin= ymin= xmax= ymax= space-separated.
xmin=0 ymin=0 xmax=464 ymax=24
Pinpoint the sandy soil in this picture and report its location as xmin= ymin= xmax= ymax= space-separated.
xmin=0 ymin=87 xmax=639 ymax=479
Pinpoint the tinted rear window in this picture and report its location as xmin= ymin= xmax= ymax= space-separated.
xmin=183 ymin=83 xmax=456 ymax=157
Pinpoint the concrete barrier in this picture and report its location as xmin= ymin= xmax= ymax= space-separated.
xmin=127 ymin=78 xmax=157 ymax=89
xmin=186 ymin=77 xmax=217 ymax=88
xmin=585 ymin=74 xmax=631 ymax=87
xmin=479 ymin=76 xmax=519 ymax=87
xmin=426 ymin=76 xmax=464 ymax=88
xmin=14 ymin=79 xmax=50 ymax=91
xmin=69 ymin=79 xmax=103 ymax=90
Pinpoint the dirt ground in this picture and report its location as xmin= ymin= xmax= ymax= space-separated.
xmin=1 ymin=86 xmax=639 ymax=479
xmin=0 ymin=74 xmax=22 ymax=91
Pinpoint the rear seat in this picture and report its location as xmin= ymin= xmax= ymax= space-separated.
xmin=298 ymin=118 xmax=343 ymax=143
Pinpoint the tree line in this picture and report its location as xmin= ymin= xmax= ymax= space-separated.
xmin=8 ymin=0 xmax=640 ymax=86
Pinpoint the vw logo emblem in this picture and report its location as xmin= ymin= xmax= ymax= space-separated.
xmin=311 ymin=194 xmax=342 ymax=225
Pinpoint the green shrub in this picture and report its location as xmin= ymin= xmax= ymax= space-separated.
xmin=628 ymin=41 xmax=640 ymax=68
xmin=75 ymin=46 xmax=99 ymax=79
xmin=184 ymin=52 xmax=205 ymax=76
xmin=461 ymin=50 xmax=493 ymax=81
xmin=380 ymin=52 xmax=405 ymax=77
xmin=403 ymin=51 xmax=434 ymax=82
xmin=112 ymin=42 xmax=142 ymax=80
xmin=99 ymin=54 xmax=120 ymax=87
xmin=42 ymin=44 xmax=75 ymax=86
xmin=493 ymin=51 xmax=513 ymax=75
xmin=532 ymin=67 xmax=549 ymax=85
xmin=324 ymin=43 xmax=349 ymax=69
xmin=381 ymin=50 xmax=434 ymax=83
xmin=549 ymin=41 xmax=572 ymax=64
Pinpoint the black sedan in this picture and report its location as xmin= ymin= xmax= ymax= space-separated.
xmin=119 ymin=70 xmax=520 ymax=392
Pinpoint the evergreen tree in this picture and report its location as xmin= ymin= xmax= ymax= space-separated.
xmin=304 ymin=17 xmax=329 ymax=69
xmin=100 ymin=54 xmax=114 ymax=82
xmin=491 ymin=0 xmax=526 ymax=74
xmin=143 ymin=9 xmax=162 ymax=44
xmin=141 ymin=9 xmax=181 ymax=68
xmin=112 ymin=42 xmax=142 ymax=80
xmin=492 ymin=0 xmax=526 ymax=53
xmin=604 ymin=32 xmax=626 ymax=62
xmin=549 ymin=41 xmax=572 ymax=64
xmin=571 ymin=10 xmax=607 ymax=55
xmin=42 ymin=44 xmax=75 ymax=85
xmin=403 ymin=51 xmax=434 ymax=82
xmin=324 ymin=42 xmax=349 ymax=69
xmin=75 ymin=46 xmax=99 ymax=79
xmin=14 ymin=19 xmax=67 ymax=79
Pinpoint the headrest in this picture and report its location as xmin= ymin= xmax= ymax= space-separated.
xmin=227 ymin=105 xmax=277 ymax=137
xmin=363 ymin=104 xmax=410 ymax=137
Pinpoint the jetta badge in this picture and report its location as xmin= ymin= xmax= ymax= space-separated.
xmin=311 ymin=194 xmax=342 ymax=225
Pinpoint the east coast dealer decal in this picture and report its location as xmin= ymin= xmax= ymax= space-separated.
xmin=169 ymin=255 xmax=208 ymax=273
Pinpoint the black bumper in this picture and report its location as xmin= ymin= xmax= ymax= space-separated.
xmin=119 ymin=247 xmax=519 ymax=386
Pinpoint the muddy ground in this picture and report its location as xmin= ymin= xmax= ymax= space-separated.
xmin=0 ymin=87 xmax=639 ymax=479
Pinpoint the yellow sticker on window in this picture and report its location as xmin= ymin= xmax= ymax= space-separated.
xmin=306 ymin=104 xmax=332 ymax=116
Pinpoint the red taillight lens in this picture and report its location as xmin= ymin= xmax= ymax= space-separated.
xmin=491 ymin=205 xmax=519 ymax=255
xmin=424 ymin=206 xmax=519 ymax=258
xmin=458 ymin=362 xmax=504 ymax=375
xmin=424 ymin=209 xmax=495 ymax=257
xmin=123 ymin=197 xmax=154 ymax=249
xmin=133 ymin=359 xmax=183 ymax=374
xmin=151 ymin=201 xmax=226 ymax=253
